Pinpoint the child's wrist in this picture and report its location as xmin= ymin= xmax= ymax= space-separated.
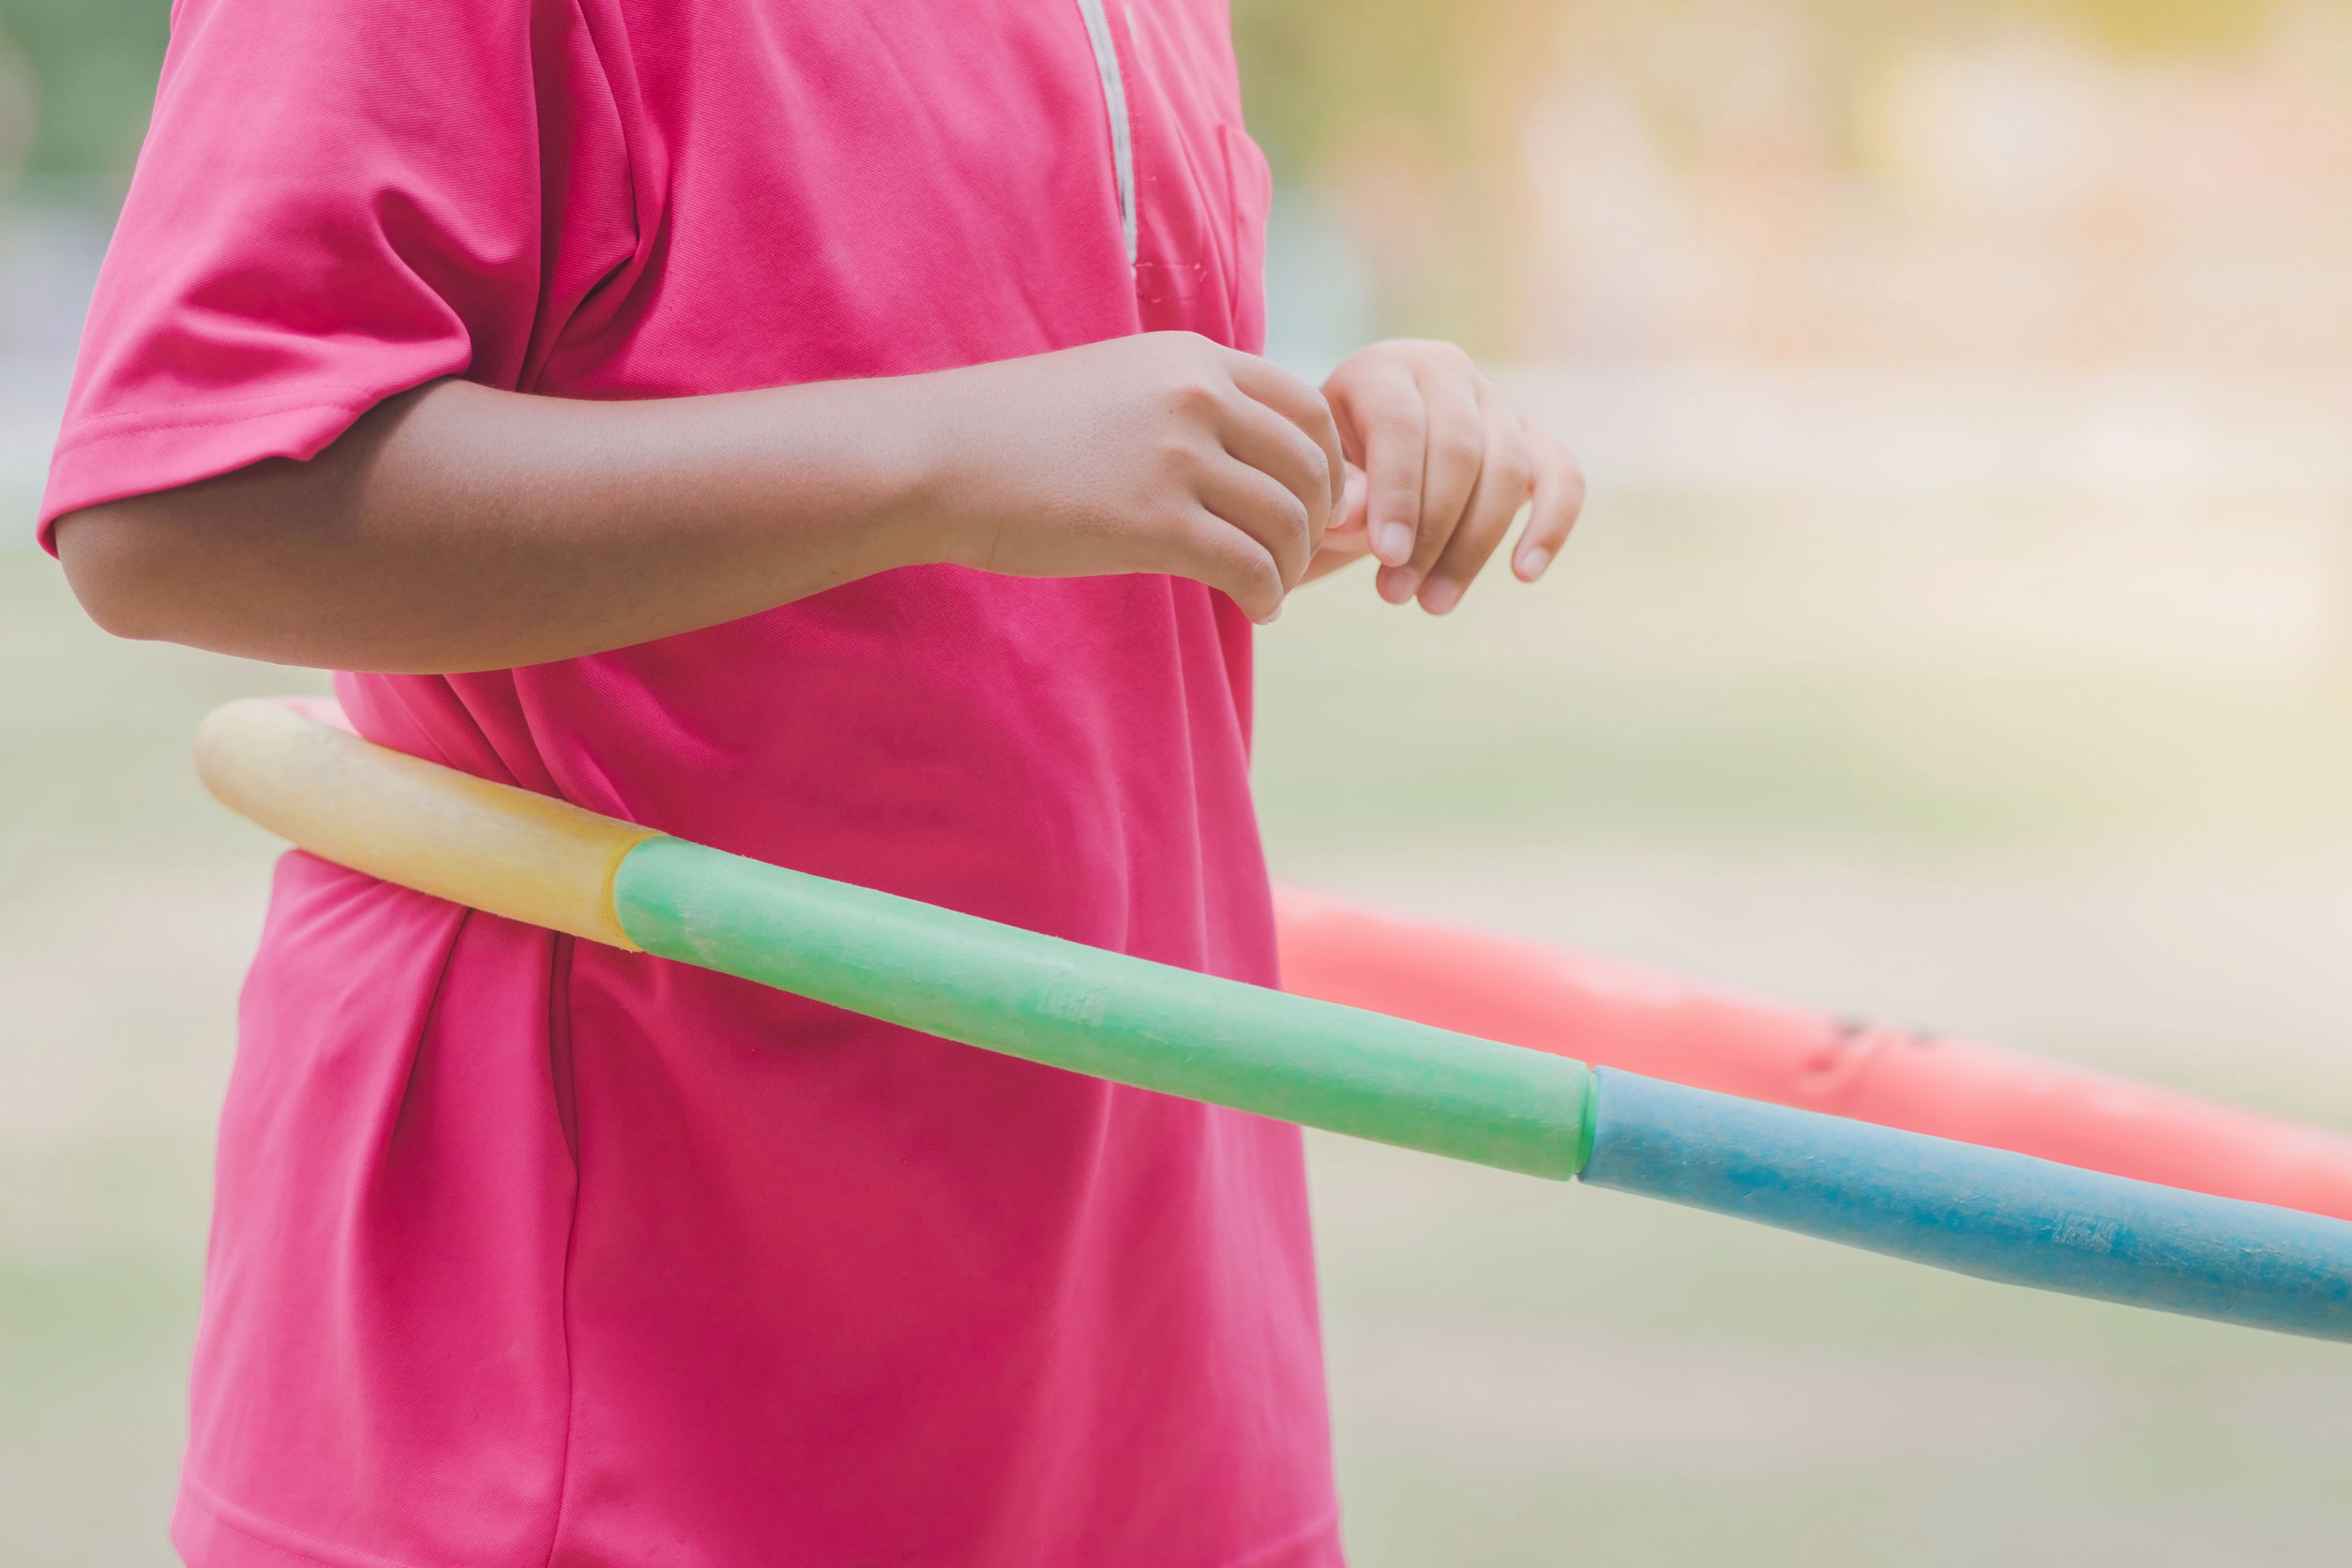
xmin=869 ymin=371 xmax=991 ymax=573
xmin=764 ymin=373 xmax=972 ymax=578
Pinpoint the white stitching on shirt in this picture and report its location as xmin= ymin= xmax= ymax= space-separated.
xmin=1073 ymin=0 xmax=1138 ymax=264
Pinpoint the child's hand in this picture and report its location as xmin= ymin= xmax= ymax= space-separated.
xmin=1314 ymin=340 xmax=1584 ymax=613
xmin=924 ymin=332 xmax=1345 ymax=624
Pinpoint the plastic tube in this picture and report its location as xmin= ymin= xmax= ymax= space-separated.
xmin=613 ymin=836 xmax=1594 ymax=1179
xmin=1585 ymin=1069 xmax=2352 ymax=1340
xmin=1274 ymin=888 xmax=2352 ymax=1221
xmin=191 ymin=698 xmax=2352 ymax=1341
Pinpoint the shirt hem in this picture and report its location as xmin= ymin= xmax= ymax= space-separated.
xmin=174 ymin=1477 xmax=1345 ymax=1568
xmin=36 ymin=375 xmax=453 ymax=551
xmin=173 ymin=1477 xmax=420 ymax=1568
xmin=1218 ymin=1505 xmax=1346 ymax=1567
xmin=52 ymin=384 xmax=393 ymax=451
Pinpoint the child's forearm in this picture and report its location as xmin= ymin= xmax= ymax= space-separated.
xmin=56 ymin=377 xmax=960 ymax=672
xmin=54 ymin=335 xmax=1346 ymax=672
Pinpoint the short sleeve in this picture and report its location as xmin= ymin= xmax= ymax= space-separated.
xmin=38 ymin=0 xmax=635 ymax=549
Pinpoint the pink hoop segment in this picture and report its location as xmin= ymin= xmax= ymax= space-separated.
xmin=1274 ymin=886 xmax=2352 ymax=1222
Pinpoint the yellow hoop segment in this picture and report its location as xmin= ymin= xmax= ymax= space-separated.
xmin=193 ymin=697 xmax=660 ymax=949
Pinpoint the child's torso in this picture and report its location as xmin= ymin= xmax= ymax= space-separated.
xmin=180 ymin=5 xmax=1339 ymax=1564
xmin=347 ymin=0 xmax=1278 ymax=945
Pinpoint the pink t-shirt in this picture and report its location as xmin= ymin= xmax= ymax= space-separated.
xmin=45 ymin=0 xmax=1340 ymax=1562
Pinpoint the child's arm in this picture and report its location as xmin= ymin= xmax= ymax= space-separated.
xmin=54 ymin=332 xmax=1344 ymax=672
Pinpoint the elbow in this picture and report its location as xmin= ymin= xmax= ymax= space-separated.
xmin=53 ymin=504 xmax=183 ymax=642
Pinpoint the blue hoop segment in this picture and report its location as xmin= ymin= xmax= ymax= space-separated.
xmin=1583 ymin=1069 xmax=2352 ymax=1341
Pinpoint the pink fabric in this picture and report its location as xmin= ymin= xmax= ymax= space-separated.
xmin=49 ymin=1 xmax=1339 ymax=1563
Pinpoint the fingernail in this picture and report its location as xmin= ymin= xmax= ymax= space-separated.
xmin=1420 ymin=579 xmax=1462 ymax=615
xmin=1517 ymin=546 xmax=1550 ymax=580
xmin=1379 ymin=565 xmax=1421 ymax=605
xmin=1376 ymin=522 xmax=1414 ymax=565
xmin=1261 ymin=599 xmax=1283 ymax=625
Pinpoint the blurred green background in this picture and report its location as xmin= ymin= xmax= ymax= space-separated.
xmin=7 ymin=0 xmax=2352 ymax=1563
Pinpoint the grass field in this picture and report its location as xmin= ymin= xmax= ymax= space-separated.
xmin=6 ymin=473 xmax=2352 ymax=1564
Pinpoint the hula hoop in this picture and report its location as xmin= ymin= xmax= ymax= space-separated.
xmin=193 ymin=697 xmax=2352 ymax=1342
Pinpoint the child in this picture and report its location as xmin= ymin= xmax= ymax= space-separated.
xmin=47 ymin=0 xmax=1581 ymax=1561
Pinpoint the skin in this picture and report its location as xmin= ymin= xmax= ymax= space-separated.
xmin=54 ymin=331 xmax=1583 ymax=674
xmin=1319 ymin=339 xmax=1585 ymax=612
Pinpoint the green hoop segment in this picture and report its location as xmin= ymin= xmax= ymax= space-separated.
xmin=613 ymin=835 xmax=1597 ymax=1179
